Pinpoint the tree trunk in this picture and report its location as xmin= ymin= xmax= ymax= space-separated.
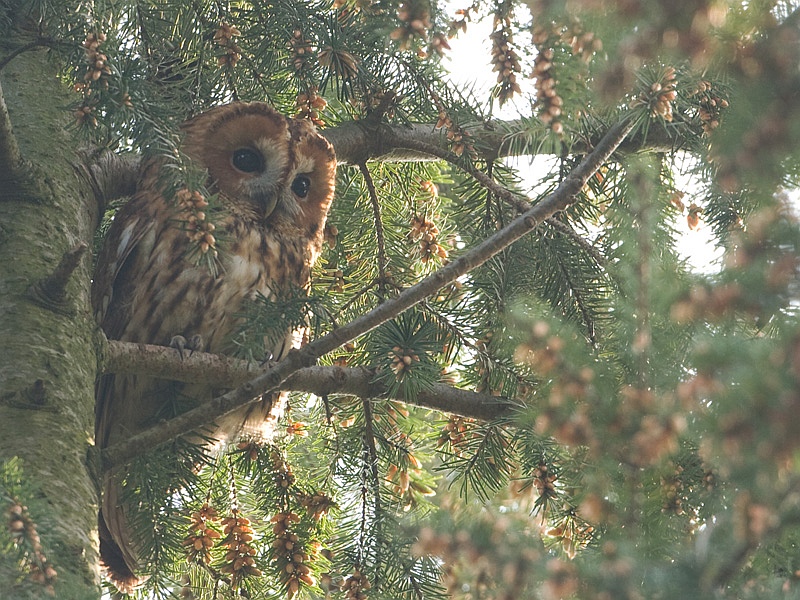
xmin=0 ymin=36 xmax=102 ymax=598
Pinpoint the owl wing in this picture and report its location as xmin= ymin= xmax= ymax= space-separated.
xmin=93 ymin=184 xmax=164 ymax=591
xmin=93 ymin=156 xmax=176 ymax=453
xmin=92 ymin=163 xmax=161 ymax=338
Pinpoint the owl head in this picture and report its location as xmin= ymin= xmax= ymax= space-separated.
xmin=180 ymin=102 xmax=336 ymax=233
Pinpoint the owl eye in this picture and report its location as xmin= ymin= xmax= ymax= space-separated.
xmin=231 ymin=148 xmax=264 ymax=173
xmin=291 ymin=175 xmax=311 ymax=198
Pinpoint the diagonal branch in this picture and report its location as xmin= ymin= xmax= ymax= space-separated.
xmin=359 ymin=163 xmax=389 ymax=298
xmin=101 ymin=116 xmax=634 ymax=471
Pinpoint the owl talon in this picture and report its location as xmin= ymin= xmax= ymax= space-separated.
xmin=170 ymin=334 xmax=204 ymax=360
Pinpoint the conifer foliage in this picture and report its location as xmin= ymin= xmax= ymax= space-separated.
xmin=2 ymin=0 xmax=800 ymax=599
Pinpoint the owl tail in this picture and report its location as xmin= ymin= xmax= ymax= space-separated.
xmin=99 ymin=512 xmax=140 ymax=593
xmin=99 ymin=472 xmax=143 ymax=594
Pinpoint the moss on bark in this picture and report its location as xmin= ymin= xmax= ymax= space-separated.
xmin=0 ymin=44 xmax=102 ymax=598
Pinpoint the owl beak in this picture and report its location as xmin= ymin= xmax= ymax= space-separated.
xmin=248 ymin=180 xmax=280 ymax=218
xmin=259 ymin=193 xmax=279 ymax=218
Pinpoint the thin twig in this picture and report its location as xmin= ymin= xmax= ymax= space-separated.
xmin=101 ymin=116 xmax=634 ymax=470
xmin=543 ymin=235 xmax=598 ymax=345
xmin=359 ymin=163 xmax=389 ymax=299
xmin=388 ymin=133 xmax=532 ymax=213
xmin=195 ymin=560 xmax=251 ymax=599
xmin=336 ymin=280 xmax=379 ymax=316
xmin=360 ymin=394 xmax=382 ymax=576
xmin=545 ymin=217 xmax=606 ymax=267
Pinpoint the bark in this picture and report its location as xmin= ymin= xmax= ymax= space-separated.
xmin=0 ymin=39 xmax=102 ymax=600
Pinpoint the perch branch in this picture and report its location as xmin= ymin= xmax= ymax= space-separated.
xmin=101 ymin=115 xmax=633 ymax=471
xmin=102 ymin=340 xmax=516 ymax=422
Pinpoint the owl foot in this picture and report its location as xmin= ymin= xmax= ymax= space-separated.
xmin=169 ymin=334 xmax=204 ymax=360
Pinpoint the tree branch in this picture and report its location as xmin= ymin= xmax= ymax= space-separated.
xmin=359 ymin=163 xmax=389 ymax=298
xmin=703 ymin=476 xmax=800 ymax=592
xmin=324 ymin=116 xmax=683 ymax=166
xmin=102 ymin=340 xmax=515 ymax=421
xmin=101 ymin=116 xmax=634 ymax=471
xmin=27 ymin=241 xmax=89 ymax=313
xmin=0 ymin=36 xmax=67 ymax=72
xmin=81 ymin=113 xmax=675 ymax=211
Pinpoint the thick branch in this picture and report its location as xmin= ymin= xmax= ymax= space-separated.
xmin=82 ymin=114 xmax=675 ymax=209
xmin=324 ymin=117 xmax=682 ymax=165
xmin=101 ymin=116 xmax=633 ymax=470
xmin=102 ymin=340 xmax=515 ymax=421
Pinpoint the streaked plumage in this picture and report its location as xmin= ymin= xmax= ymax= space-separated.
xmin=92 ymin=102 xmax=336 ymax=591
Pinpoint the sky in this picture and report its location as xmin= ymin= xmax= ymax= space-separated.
xmin=440 ymin=8 xmax=724 ymax=274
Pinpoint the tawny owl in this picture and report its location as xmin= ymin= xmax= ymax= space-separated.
xmin=92 ymin=102 xmax=336 ymax=591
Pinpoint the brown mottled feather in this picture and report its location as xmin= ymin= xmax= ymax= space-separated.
xmin=93 ymin=103 xmax=336 ymax=591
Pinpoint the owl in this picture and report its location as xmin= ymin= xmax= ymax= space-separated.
xmin=92 ymin=102 xmax=336 ymax=591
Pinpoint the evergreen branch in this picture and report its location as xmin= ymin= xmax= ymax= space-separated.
xmin=359 ymin=163 xmax=389 ymax=298
xmin=378 ymin=131 xmax=532 ymax=213
xmin=360 ymin=395 xmax=382 ymax=574
xmin=420 ymin=300 xmax=537 ymax=391
xmin=704 ymin=476 xmax=800 ymax=592
xmin=101 ymin=339 xmax=516 ymax=420
xmin=544 ymin=218 xmax=606 ymax=267
xmin=542 ymin=235 xmax=598 ymax=344
xmin=336 ymin=280 xmax=381 ymax=317
xmin=195 ymin=560 xmax=251 ymax=599
xmin=101 ymin=116 xmax=634 ymax=471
